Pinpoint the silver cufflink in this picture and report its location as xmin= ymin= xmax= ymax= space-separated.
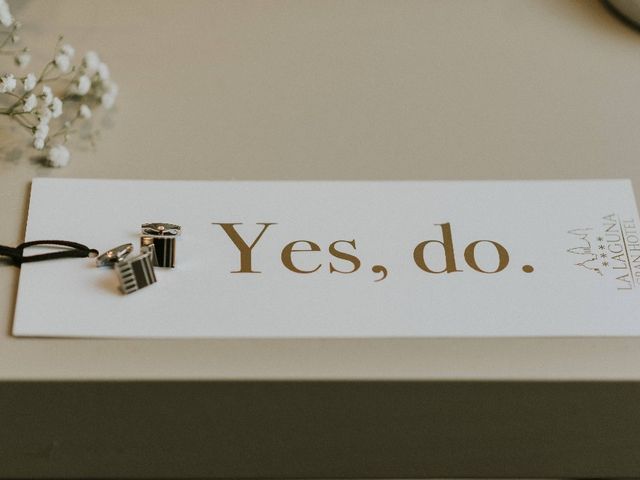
xmin=114 ymin=246 xmax=157 ymax=294
xmin=140 ymin=222 xmax=181 ymax=268
xmin=95 ymin=243 xmax=134 ymax=267
xmin=96 ymin=222 xmax=182 ymax=295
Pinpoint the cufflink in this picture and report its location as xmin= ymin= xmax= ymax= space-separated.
xmin=141 ymin=222 xmax=181 ymax=268
xmin=96 ymin=243 xmax=134 ymax=267
xmin=114 ymin=246 xmax=157 ymax=294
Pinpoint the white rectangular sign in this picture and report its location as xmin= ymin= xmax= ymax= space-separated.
xmin=12 ymin=178 xmax=640 ymax=338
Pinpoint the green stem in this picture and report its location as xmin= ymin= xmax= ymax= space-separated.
xmin=1 ymin=91 xmax=22 ymax=100
xmin=0 ymin=24 xmax=17 ymax=51
xmin=42 ymin=68 xmax=76 ymax=83
xmin=12 ymin=115 xmax=35 ymax=132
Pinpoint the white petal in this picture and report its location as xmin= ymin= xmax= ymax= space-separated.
xmin=23 ymin=73 xmax=36 ymax=91
xmin=23 ymin=94 xmax=36 ymax=112
xmin=14 ymin=52 xmax=30 ymax=68
xmin=54 ymin=53 xmax=71 ymax=73
xmin=79 ymin=104 xmax=91 ymax=119
xmin=97 ymin=62 xmax=110 ymax=81
xmin=60 ymin=44 xmax=75 ymax=58
xmin=33 ymin=137 xmax=45 ymax=150
xmin=82 ymin=51 xmax=100 ymax=74
xmin=46 ymin=144 xmax=70 ymax=168
xmin=50 ymin=97 xmax=63 ymax=118
xmin=41 ymin=85 xmax=53 ymax=106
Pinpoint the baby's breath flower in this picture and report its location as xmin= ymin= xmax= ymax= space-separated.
xmin=33 ymin=121 xmax=49 ymax=150
xmin=101 ymin=93 xmax=114 ymax=109
xmin=34 ymin=122 xmax=49 ymax=139
xmin=23 ymin=93 xmax=36 ymax=112
xmin=0 ymin=0 xmax=13 ymax=27
xmin=23 ymin=72 xmax=36 ymax=91
xmin=40 ymin=85 xmax=53 ymax=106
xmin=60 ymin=44 xmax=75 ymax=58
xmin=100 ymin=81 xmax=118 ymax=109
xmin=0 ymin=73 xmax=16 ymax=93
xmin=97 ymin=62 xmax=110 ymax=81
xmin=71 ymin=74 xmax=90 ymax=95
xmin=54 ymin=53 xmax=71 ymax=73
xmin=50 ymin=97 xmax=62 ymax=118
xmin=14 ymin=51 xmax=30 ymax=68
xmin=79 ymin=104 xmax=91 ymax=119
xmin=82 ymin=51 xmax=100 ymax=74
xmin=0 ymin=13 xmax=117 ymax=168
xmin=37 ymin=104 xmax=51 ymax=124
xmin=46 ymin=144 xmax=70 ymax=167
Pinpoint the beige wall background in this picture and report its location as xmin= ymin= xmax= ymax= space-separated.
xmin=2 ymin=0 xmax=640 ymax=380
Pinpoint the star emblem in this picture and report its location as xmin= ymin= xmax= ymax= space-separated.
xmin=600 ymin=253 xmax=607 ymax=258
xmin=602 ymin=261 xmax=609 ymax=267
xmin=599 ymin=245 xmax=605 ymax=250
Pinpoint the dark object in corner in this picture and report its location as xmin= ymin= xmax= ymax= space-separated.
xmin=603 ymin=0 xmax=640 ymax=32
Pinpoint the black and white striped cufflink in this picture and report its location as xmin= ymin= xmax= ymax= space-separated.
xmin=95 ymin=223 xmax=182 ymax=295
xmin=140 ymin=222 xmax=181 ymax=268
xmin=114 ymin=246 xmax=157 ymax=294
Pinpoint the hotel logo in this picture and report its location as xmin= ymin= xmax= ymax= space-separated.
xmin=568 ymin=214 xmax=640 ymax=290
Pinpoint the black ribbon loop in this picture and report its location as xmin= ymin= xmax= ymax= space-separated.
xmin=0 ymin=240 xmax=97 ymax=266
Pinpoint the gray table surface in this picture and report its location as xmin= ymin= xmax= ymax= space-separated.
xmin=2 ymin=0 xmax=640 ymax=381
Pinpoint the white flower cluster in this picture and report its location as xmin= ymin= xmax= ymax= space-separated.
xmin=0 ymin=1 xmax=118 ymax=168
xmin=46 ymin=143 xmax=69 ymax=168
xmin=0 ymin=0 xmax=13 ymax=28
xmin=0 ymin=1 xmax=31 ymax=69
xmin=0 ymin=72 xmax=15 ymax=93
xmin=69 ymin=49 xmax=119 ymax=111
xmin=29 ymin=83 xmax=64 ymax=152
xmin=15 ymin=51 xmax=30 ymax=68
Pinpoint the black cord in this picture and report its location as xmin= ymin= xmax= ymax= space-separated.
xmin=0 ymin=240 xmax=98 ymax=266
